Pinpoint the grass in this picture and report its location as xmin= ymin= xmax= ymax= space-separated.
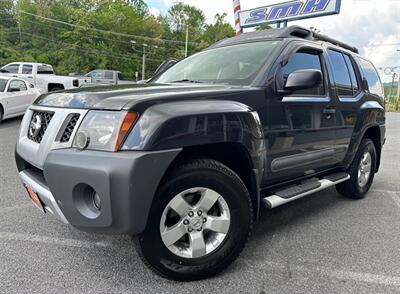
xmin=386 ymin=102 xmax=400 ymax=113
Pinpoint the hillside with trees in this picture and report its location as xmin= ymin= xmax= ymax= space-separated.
xmin=0 ymin=0 xmax=235 ymax=80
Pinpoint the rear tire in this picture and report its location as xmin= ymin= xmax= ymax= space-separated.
xmin=336 ymin=139 xmax=376 ymax=199
xmin=135 ymin=158 xmax=253 ymax=281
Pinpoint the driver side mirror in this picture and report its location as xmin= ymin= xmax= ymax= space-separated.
xmin=279 ymin=69 xmax=322 ymax=94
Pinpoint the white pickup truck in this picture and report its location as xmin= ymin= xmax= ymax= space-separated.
xmin=0 ymin=62 xmax=90 ymax=93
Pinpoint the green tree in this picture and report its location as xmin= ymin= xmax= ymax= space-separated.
xmin=202 ymin=13 xmax=235 ymax=45
xmin=0 ymin=0 xmax=235 ymax=79
xmin=256 ymin=23 xmax=272 ymax=31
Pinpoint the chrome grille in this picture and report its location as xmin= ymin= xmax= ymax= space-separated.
xmin=27 ymin=111 xmax=54 ymax=143
xmin=59 ymin=114 xmax=80 ymax=143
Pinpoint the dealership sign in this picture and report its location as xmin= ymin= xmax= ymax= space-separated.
xmin=239 ymin=0 xmax=341 ymax=28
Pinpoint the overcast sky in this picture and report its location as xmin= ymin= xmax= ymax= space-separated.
xmin=147 ymin=0 xmax=400 ymax=82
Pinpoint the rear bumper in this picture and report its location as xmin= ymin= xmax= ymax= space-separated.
xmin=16 ymin=148 xmax=180 ymax=235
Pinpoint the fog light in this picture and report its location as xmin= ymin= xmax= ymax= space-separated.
xmin=93 ymin=192 xmax=101 ymax=210
xmin=75 ymin=131 xmax=90 ymax=150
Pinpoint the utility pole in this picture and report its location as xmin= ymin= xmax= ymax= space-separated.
xmin=387 ymin=73 xmax=397 ymax=111
xmin=17 ymin=9 xmax=22 ymax=47
xmin=185 ymin=24 xmax=189 ymax=57
xmin=396 ymin=73 xmax=400 ymax=111
xmin=396 ymin=49 xmax=400 ymax=111
xmin=142 ymin=43 xmax=148 ymax=80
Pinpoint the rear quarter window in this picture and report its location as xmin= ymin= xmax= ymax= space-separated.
xmin=357 ymin=58 xmax=384 ymax=97
xmin=37 ymin=65 xmax=55 ymax=75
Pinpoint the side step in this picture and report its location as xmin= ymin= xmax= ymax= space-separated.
xmin=263 ymin=172 xmax=350 ymax=209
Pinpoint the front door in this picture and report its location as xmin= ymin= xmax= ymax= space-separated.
xmin=6 ymin=79 xmax=32 ymax=115
xmin=264 ymin=46 xmax=337 ymax=185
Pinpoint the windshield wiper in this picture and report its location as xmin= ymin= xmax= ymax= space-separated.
xmin=170 ymin=79 xmax=204 ymax=84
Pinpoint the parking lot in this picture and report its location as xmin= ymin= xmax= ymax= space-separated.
xmin=0 ymin=113 xmax=399 ymax=294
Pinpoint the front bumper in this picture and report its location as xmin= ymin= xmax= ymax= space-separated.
xmin=16 ymin=148 xmax=180 ymax=234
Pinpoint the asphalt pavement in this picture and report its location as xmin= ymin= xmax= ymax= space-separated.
xmin=0 ymin=113 xmax=399 ymax=294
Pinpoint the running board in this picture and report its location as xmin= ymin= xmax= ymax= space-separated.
xmin=263 ymin=173 xmax=350 ymax=209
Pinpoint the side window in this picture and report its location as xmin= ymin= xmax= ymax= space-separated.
xmin=343 ymin=54 xmax=359 ymax=94
xmin=22 ymin=65 xmax=33 ymax=74
xmin=87 ymin=71 xmax=100 ymax=79
xmin=104 ymin=71 xmax=114 ymax=80
xmin=37 ymin=65 xmax=54 ymax=75
xmin=1 ymin=64 xmax=20 ymax=74
xmin=327 ymin=50 xmax=354 ymax=96
xmin=8 ymin=80 xmax=27 ymax=92
xmin=282 ymin=50 xmax=325 ymax=96
xmin=358 ymin=58 xmax=384 ymax=97
xmin=117 ymin=72 xmax=124 ymax=80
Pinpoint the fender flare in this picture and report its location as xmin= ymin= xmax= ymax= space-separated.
xmin=122 ymin=99 xmax=266 ymax=209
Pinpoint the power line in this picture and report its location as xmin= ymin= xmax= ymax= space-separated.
xmin=19 ymin=10 xmax=201 ymax=46
xmin=4 ymin=30 xmax=164 ymax=63
xmin=18 ymin=17 xmax=194 ymax=55
xmin=16 ymin=17 xmax=194 ymax=54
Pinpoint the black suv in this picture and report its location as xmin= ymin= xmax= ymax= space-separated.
xmin=15 ymin=26 xmax=385 ymax=281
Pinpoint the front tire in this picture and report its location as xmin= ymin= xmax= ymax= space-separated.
xmin=336 ymin=139 xmax=377 ymax=199
xmin=136 ymin=158 xmax=253 ymax=281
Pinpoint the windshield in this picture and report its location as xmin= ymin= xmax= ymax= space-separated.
xmin=0 ymin=79 xmax=7 ymax=92
xmin=153 ymin=41 xmax=280 ymax=86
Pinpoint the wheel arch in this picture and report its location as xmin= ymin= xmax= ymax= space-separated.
xmin=0 ymin=102 xmax=4 ymax=120
xmin=123 ymin=100 xmax=266 ymax=219
xmin=48 ymin=83 xmax=65 ymax=92
xmin=362 ymin=125 xmax=382 ymax=172
xmin=161 ymin=142 xmax=261 ymax=219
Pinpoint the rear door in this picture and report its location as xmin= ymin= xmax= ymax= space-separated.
xmin=265 ymin=44 xmax=337 ymax=185
xmin=20 ymin=64 xmax=35 ymax=84
xmin=324 ymin=49 xmax=362 ymax=163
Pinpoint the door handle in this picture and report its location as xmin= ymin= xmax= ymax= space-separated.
xmin=323 ymin=108 xmax=336 ymax=115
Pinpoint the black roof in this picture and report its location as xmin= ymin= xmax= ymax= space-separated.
xmin=209 ymin=26 xmax=359 ymax=54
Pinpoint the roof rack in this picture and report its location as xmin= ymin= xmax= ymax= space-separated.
xmin=209 ymin=26 xmax=359 ymax=54
xmin=280 ymin=26 xmax=359 ymax=54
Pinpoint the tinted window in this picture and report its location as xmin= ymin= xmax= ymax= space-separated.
xmin=117 ymin=72 xmax=124 ymax=80
xmin=104 ymin=71 xmax=114 ymax=80
xmin=8 ymin=80 xmax=27 ymax=92
xmin=282 ymin=51 xmax=325 ymax=96
xmin=37 ymin=65 xmax=54 ymax=75
xmin=1 ymin=64 xmax=20 ymax=74
xmin=343 ymin=54 xmax=359 ymax=94
xmin=22 ymin=65 xmax=33 ymax=74
xmin=358 ymin=58 xmax=384 ymax=97
xmin=327 ymin=50 xmax=353 ymax=96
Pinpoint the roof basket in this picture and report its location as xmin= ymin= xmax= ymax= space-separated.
xmin=209 ymin=26 xmax=359 ymax=54
xmin=312 ymin=31 xmax=359 ymax=54
xmin=280 ymin=26 xmax=359 ymax=54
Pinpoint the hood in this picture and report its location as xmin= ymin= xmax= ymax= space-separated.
xmin=33 ymin=83 xmax=253 ymax=111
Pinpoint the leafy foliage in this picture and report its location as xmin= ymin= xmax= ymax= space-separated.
xmin=0 ymin=0 xmax=235 ymax=80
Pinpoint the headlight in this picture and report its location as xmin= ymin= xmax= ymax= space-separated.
xmin=73 ymin=111 xmax=138 ymax=151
